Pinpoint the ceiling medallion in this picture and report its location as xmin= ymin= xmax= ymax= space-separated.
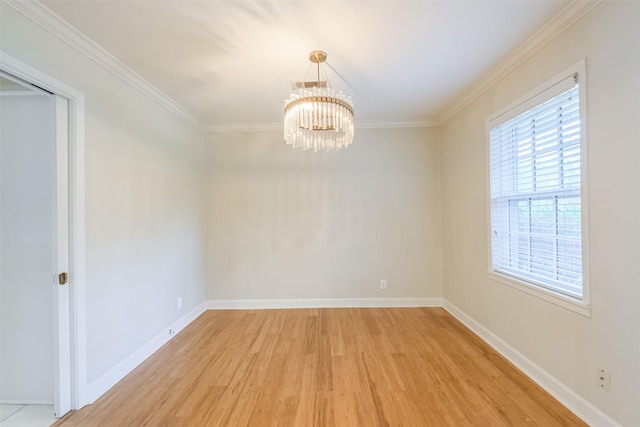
xmin=284 ymin=50 xmax=354 ymax=151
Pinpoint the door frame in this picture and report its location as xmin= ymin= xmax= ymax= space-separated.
xmin=1 ymin=51 xmax=87 ymax=410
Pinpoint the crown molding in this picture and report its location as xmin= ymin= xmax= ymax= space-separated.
xmin=436 ymin=0 xmax=602 ymax=125
xmin=203 ymin=122 xmax=283 ymax=133
xmin=203 ymin=119 xmax=438 ymax=133
xmin=3 ymin=0 xmax=204 ymax=130
xmin=357 ymin=120 xmax=439 ymax=129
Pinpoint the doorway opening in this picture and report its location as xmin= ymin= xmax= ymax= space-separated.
xmin=0 ymin=52 xmax=86 ymax=419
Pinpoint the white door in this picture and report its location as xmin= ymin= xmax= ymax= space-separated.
xmin=53 ymin=94 xmax=71 ymax=418
xmin=0 ymin=75 xmax=71 ymax=418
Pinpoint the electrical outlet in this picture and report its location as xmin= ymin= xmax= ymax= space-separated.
xmin=380 ymin=279 xmax=387 ymax=290
xmin=177 ymin=296 xmax=183 ymax=310
xmin=597 ymin=368 xmax=611 ymax=392
xmin=169 ymin=329 xmax=175 ymax=336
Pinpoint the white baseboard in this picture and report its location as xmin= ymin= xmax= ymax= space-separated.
xmin=206 ymin=297 xmax=443 ymax=310
xmin=442 ymin=301 xmax=622 ymax=427
xmin=86 ymin=302 xmax=206 ymax=404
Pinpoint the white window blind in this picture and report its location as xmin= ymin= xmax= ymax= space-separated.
xmin=489 ymin=74 xmax=583 ymax=300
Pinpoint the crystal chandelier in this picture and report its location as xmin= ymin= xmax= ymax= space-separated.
xmin=284 ymin=50 xmax=354 ymax=151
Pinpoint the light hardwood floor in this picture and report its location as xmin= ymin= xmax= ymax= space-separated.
xmin=54 ymin=308 xmax=587 ymax=426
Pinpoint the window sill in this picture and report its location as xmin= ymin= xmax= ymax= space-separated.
xmin=488 ymin=271 xmax=591 ymax=318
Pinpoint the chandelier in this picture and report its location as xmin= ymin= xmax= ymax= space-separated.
xmin=284 ymin=50 xmax=354 ymax=151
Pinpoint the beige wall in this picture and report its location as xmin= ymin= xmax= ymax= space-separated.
xmin=440 ymin=3 xmax=640 ymax=426
xmin=1 ymin=5 xmax=206 ymax=387
xmin=204 ymin=127 xmax=442 ymax=301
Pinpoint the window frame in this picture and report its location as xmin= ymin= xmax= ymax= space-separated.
xmin=486 ymin=60 xmax=591 ymax=317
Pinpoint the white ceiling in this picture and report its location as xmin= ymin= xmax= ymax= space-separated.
xmin=40 ymin=0 xmax=571 ymax=129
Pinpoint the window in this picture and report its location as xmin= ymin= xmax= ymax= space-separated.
xmin=488 ymin=63 xmax=588 ymax=311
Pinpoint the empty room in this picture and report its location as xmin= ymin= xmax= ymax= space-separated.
xmin=0 ymin=0 xmax=638 ymax=426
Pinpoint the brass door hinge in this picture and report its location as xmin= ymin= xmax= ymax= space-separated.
xmin=58 ymin=272 xmax=69 ymax=285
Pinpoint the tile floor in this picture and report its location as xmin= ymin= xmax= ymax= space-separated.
xmin=0 ymin=405 xmax=56 ymax=427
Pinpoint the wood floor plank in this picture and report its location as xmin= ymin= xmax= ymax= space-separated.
xmin=54 ymin=308 xmax=587 ymax=426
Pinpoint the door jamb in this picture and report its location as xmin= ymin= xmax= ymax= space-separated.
xmin=0 ymin=51 xmax=87 ymax=409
